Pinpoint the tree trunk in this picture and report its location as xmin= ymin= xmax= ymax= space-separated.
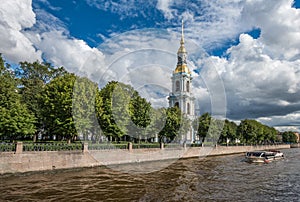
xmin=33 ymin=133 xmax=37 ymax=142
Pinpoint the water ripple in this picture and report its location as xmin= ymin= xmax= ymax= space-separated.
xmin=0 ymin=149 xmax=299 ymax=201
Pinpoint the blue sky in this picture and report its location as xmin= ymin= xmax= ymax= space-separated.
xmin=34 ymin=1 xmax=157 ymax=44
xmin=32 ymin=0 xmax=265 ymax=56
xmin=35 ymin=1 xmax=164 ymax=46
xmin=32 ymin=0 xmax=298 ymax=57
xmin=1 ymin=0 xmax=300 ymax=132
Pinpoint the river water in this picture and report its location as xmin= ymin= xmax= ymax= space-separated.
xmin=0 ymin=148 xmax=299 ymax=201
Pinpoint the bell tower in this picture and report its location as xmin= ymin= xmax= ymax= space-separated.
xmin=168 ymin=21 xmax=195 ymax=142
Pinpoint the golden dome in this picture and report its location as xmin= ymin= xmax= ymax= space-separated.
xmin=174 ymin=64 xmax=191 ymax=74
xmin=177 ymin=45 xmax=187 ymax=54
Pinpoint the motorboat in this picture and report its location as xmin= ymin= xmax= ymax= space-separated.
xmin=245 ymin=150 xmax=284 ymax=163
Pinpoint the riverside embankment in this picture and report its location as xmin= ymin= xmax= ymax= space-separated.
xmin=0 ymin=144 xmax=290 ymax=174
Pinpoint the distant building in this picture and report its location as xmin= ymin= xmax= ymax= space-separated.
xmin=294 ymin=132 xmax=300 ymax=143
xmin=168 ymin=21 xmax=196 ymax=143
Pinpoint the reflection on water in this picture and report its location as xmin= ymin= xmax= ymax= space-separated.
xmin=0 ymin=149 xmax=299 ymax=201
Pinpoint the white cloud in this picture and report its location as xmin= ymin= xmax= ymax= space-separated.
xmin=86 ymin=0 xmax=157 ymax=19
xmin=156 ymin=0 xmax=175 ymax=19
xmin=31 ymin=9 xmax=67 ymax=33
xmin=0 ymin=0 xmax=107 ymax=81
xmin=241 ymin=0 xmax=300 ymax=61
xmin=92 ymin=28 xmax=226 ymax=114
xmin=1 ymin=0 xmax=300 ymax=132
xmin=155 ymin=0 xmax=246 ymax=52
xmin=87 ymin=0 xmax=248 ymax=52
xmin=203 ymin=0 xmax=300 ymax=128
xmin=0 ymin=0 xmax=42 ymax=62
xmin=33 ymin=0 xmax=62 ymax=11
xmin=95 ymin=29 xmax=180 ymax=103
xmin=258 ymin=112 xmax=300 ymax=132
xmin=211 ymin=33 xmax=300 ymax=120
xmin=30 ymin=30 xmax=106 ymax=80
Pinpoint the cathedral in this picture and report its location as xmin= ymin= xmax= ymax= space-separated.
xmin=168 ymin=21 xmax=195 ymax=143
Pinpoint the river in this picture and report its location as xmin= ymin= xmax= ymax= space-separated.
xmin=0 ymin=148 xmax=299 ymax=201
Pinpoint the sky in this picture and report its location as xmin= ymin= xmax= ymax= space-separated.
xmin=1 ymin=0 xmax=300 ymax=132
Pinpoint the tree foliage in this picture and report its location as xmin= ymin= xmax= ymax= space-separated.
xmin=72 ymin=77 xmax=100 ymax=141
xmin=219 ymin=120 xmax=238 ymax=143
xmin=158 ymin=107 xmax=190 ymax=143
xmin=129 ymin=92 xmax=152 ymax=135
xmin=15 ymin=61 xmax=67 ymax=140
xmin=195 ymin=113 xmax=225 ymax=145
xmin=96 ymin=81 xmax=129 ymax=140
xmin=195 ymin=113 xmax=211 ymax=142
xmin=195 ymin=113 xmax=278 ymax=145
xmin=40 ymin=73 xmax=77 ymax=142
xmin=281 ymin=131 xmax=297 ymax=143
xmin=237 ymin=119 xmax=277 ymax=144
xmin=0 ymin=55 xmax=292 ymax=145
xmin=0 ymin=55 xmax=36 ymax=141
xmin=96 ymin=81 xmax=153 ymax=142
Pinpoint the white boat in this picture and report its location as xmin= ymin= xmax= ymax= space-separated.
xmin=245 ymin=150 xmax=284 ymax=163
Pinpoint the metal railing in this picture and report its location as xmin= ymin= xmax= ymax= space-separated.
xmin=0 ymin=141 xmax=288 ymax=153
xmin=0 ymin=143 xmax=16 ymax=152
xmin=22 ymin=143 xmax=83 ymax=152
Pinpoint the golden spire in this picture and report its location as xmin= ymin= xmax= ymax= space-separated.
xmin=174 ymin=20 xmax=191 ymax=74
xmin=180 ymin=19 xmax=184 ymax=45
xmin=178 ymin=20 xmax=186 ymax=54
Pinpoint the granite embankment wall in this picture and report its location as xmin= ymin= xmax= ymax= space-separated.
xmin=291 ymin=143 xmax=300 ymax=148
xmin=0 ymin=144 xmax=290 ymax=174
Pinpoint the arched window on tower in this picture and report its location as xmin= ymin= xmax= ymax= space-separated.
xmin=176 ymin=81 xmax=180 ymax=92
xmin=186 ymin=81 xmax=190 ymax=92
xmin=187 ymin=103 xmax=190 ymax=115
xmin=175 ymin=102 xmax=179 ymax=108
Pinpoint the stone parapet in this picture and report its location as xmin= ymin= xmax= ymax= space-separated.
xmin=0 ymin=144 xmax=290 ymax=174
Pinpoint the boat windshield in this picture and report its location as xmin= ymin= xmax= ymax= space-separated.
xmin=247 ymin=152 xmax=264 ymax=157
xmin=265 ymin=152 xmax=275 ymax=157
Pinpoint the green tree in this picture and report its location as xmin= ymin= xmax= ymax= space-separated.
xmin=16 ymin=61 xmax=67 ymax=141
xmin=237 ymin=119 xmax=257 ymax=144
xmin=282 ymin=131 xmax=297 ymax=143
xmin=97 ymin=81 xmax=131 ymax=141
xmin=0 ymin=55 xmax=36 ymax=141
xmin=94 ymin=89 xmax=105 ymax=142
xmin=261 ymin=125 xmax=277 ymax=143
xmin=40 ymin=73 xmax=77 ymax=143
xmin=143 ymin=108 xmax=166 ymax=142
xmin=237 ymin=119 xmax=278 ymax=144
xmin=219 ymin=119 xmax=238 ymax=144
xmin=128 ymin=91 xmax=152 ymax=142
xmin=206 ymin=118 xmax=224 ymax=145
xmin=97 ymin=81 xmax=154 ymax=142
xmin=72 ymin=77 xmax=100 ymax=141
xmin=196 ymin=113 xmax=211 ymax=143
xmin=178 ymin=116 xmax=191 ymax=142
xmin=158 ymin=107 xmax=184 ymax=143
